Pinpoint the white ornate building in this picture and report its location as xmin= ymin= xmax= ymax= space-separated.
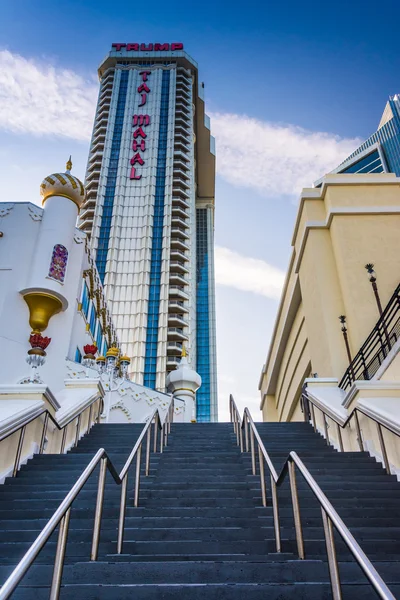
xmin=0 ymin=160 xmax=200 ymax=481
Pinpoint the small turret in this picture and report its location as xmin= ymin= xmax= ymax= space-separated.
xmin=166 ymin=346 xmax=201 ymax=422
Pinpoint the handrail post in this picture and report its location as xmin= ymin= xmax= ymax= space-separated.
xmin=13 ymin=425 xmax=26 ymax=477
xmin=74 ymin=414 xmax=82 ymax=447
xmin=310 ymin=402 xmax=317 ymax=433
xmin=60 ymin=426 xmax=68 ymax=454
xmin=164 ymin=418 xmax=168 ymax=447
xmin=134 ymin=443 xmax=142 ymax=507
xmin=354 ymin=411 xmax=364 ymax=451
xmin=117 ymin=475 xmax=128 ymax=554
xmin=250 ymin=426 xmax=256 ymax=475
xmin=321 ymin=508 xmax=342 ymax=600
xmin=145 ymin=427 xmax=151 ymax=476
xmin=239 ymin=420 xmax=244 ymax=453
xmin=323 ymin=413 xmax=330 ymax=446
xmin=235 ymin=413 xmax=240 ymax=445
xmin=39 ymin=414 xmax=49 ymax=454
xmin=336 ymin=423 xmax=344 ymax=452
xmin=376 ymin=422 xmax=391 ymax=474
xmin=160 ymin=423 xmax=164 ymax=454
xmin=258 ymin=446 xmax=267 ymax=507
xmin=87 ymin=404 xmax=93 ymax=434
xmin=244 ymin=413 xmax=249 ymax=453
xmin=271 ymin=476 xmax=281 ymax=553
xmin=96 ymin=400 xmax=102 ymax=424
xmin=153 ymin=414 xmax=158 ymax=453
xmin=91 ymin=457 xmax=107 ymax=561
xmin=288 ymin=460 xmax=305 ymax=559
xmin=49 ymin=507 xmax=71 ymax=600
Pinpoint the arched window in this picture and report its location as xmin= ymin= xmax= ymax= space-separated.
xmin=48 ymin=244 xmax=68 ymax=283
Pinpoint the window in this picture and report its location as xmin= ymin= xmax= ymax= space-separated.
xmin=96 ymin=324 xmax=103 ymax=352
xmin=48 ymin=244 xmax=68 ymax=283
xmin=96 ymin=71 xmax=129 ymax=283
xmin=89 ymin=305 xmax=97 ymax=337
xmin=75 ymin=347 xmax=82 ymax=363
xmin=81 ymin=281 xmax=90 ymax=318
xmin=144 ymin=70 xmax=171 ymax=389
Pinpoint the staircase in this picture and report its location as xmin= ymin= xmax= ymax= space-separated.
xmin=0 ymin=421 xmax=399 ymax=598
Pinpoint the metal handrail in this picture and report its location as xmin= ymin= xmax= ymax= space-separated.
xmin=339 ymin=282 xmax=400 ymax=389
xmin=228 ymin=397 xmax=395 ymax=600
xmin=0 ymin=401 xmax=175 ymax=600
xmin=0 ymin=395 xmax=103 ymax=477
xmin=302 ymin=390 xmax=398 ymax=476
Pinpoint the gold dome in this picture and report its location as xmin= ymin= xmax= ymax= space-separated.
xmin=106 ymin=347 xmax=119 ymax=358
xmin=119 ymin=355 xmax=131 ymax=363
xmin=40 ymin=157 xmax=86 ymax=211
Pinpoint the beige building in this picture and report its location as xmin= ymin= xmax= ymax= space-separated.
xmin=259 ymin=173 xmax=400 ymax=466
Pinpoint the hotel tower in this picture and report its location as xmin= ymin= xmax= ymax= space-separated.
xmin=79 ymin=42 xmax=217 ymax=421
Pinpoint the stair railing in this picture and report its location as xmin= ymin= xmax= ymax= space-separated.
xmin=233 ymin=404 xmax=395 ymax=600
xmin=229 ymin=394 xmax=244 ymax=451
xmin=0 ymin=404 xmax=174 ymax=600
xmin=0 ymin=396 xmax=103 ymax=478
xmin=302 ymin=390 xmax=397 ymax=475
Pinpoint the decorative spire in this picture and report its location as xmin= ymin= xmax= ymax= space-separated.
xmin=66 ymin=156 xmax=72 ymax=173
xmin=181 ymin=344 xmax=187 ymax=358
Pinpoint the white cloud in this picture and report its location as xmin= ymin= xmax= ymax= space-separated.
xmin=0 ymin=50 xmax=363 ymax=198
xmin=215 ymin=246 xmax=285 ymax=299
xmin=210 ymin=112 xmax=362 ymax=197
xmin=0 ymin=50 xmax=97 ymax=140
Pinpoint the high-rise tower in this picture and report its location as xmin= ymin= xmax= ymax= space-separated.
xmin=79 ymin=42 xmax=217 ymax=421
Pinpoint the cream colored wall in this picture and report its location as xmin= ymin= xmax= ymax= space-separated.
xmin=330 ymin=214 xmax=400 ymax=353
xmin=274 ymin=304 xmax=311 ymax=421
xmin=261 ymin=175 xmax=400 ymax=424
xmin=299 ymin=228 xmax=348 ymax=378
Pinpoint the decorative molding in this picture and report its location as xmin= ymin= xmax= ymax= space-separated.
xmin=0 ymin=203 xmax=14 ymax=218
xmin=110 ymin=400 xmax=132 ymax=421
xmin=73 ymin=230 xmax=86 ymax=244
xmin=27 ymin=204 xmax=43 ymax=222
xmin=343 ymin=380 xmax=400 ymax=409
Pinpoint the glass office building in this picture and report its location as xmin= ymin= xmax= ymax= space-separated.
xmin=315 ymin=94 xmax=400 ymax=185
xmin=79 ymin=43 xmax=218 ymax=421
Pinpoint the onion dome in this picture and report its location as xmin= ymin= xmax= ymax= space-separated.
xmin=166 ymin=347 xmax=202 ymax=394
xmin=40 ymin=157 xmax=86 ymax=211
xmin=119 ymin=355 xmax=131 ymax=364
xmin=106 ymin=347 xmax=119 ymax=358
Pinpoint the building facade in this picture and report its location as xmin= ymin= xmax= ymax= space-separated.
xmin=259 ymin=173 xmax=400 ymax=422
xmin=315 ymin=94 xmax=400 ymax=185
xmin=79 ymin=43 xmax=217 ymax=421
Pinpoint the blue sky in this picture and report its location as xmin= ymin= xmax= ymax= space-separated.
xmin=0 ymin=0 xmax=399 ymax=419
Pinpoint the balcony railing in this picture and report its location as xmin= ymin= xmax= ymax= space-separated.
xmin=339 ymin=283 xmax=400 ymax=390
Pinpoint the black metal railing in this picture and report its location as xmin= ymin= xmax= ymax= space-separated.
xmin=339 ymin=283 xmax=400 ymax=390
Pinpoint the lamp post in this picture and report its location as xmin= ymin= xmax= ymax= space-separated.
xmin=365 ymin=263 xmax=391 ymax=351
xmin=339 ymin=315 xmax=352 ymax=364
xmin=365 ymin=263 xmax=383 ymax=316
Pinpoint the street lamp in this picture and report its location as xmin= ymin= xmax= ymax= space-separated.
xmin=365 ymin=263 xmax=383 ymax=316
xmin=339 ymin=315 xmax=353 ymax=365
xmin=119 ymin=355 xmax=131 ymax=380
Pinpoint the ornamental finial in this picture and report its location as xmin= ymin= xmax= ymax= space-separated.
xmin=66 ymin=156 xmax=72 ymax=172
xmin=181 ymin=344 xmax=187 ymax=358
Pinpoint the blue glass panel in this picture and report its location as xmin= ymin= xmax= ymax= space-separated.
xmin=96 ymin=71 xmax=129 ymax=283
xmin=89 ymin=306 xmax=97 ymax=337
xmin=338 ymin=100 xmax=400 ymax=177
xmin=81 ymin=282 xmax=90 ymax=318
xmin=341 ymin=150 xmax=382 ymax=175
xmin=75 ymin=347 xmax=82 ymax=363
xmin=143 ymin=71 xmax=170 ymax=389
xmin=196 ymin=208 xmax=211 ymax=422
xmin=96 ymin=324 xmax=103 ymax=352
